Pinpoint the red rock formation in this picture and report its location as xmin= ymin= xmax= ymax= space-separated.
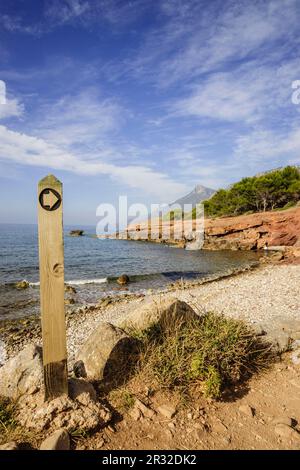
xmin=203 ymin=207 xmax=300 ymax=250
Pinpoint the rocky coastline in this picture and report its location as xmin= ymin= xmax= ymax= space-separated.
xmin=1 ymin=247 xmax=299 ymax=366
xmin=107 ymin=206 xmax=300 ymax=251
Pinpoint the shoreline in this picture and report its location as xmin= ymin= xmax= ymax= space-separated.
xmin=1 ymin=254 xmax=299 ymax=367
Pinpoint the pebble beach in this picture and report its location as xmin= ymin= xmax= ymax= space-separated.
xmin=2 ymin=262 xmax=299 ymax=367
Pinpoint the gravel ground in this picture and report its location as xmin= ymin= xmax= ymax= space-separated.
xmin=65 ymin=263 xmax=300 ymax=364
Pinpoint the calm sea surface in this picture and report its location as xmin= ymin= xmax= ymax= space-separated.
xmin=0 ymin=224 xmax=261 ymax=320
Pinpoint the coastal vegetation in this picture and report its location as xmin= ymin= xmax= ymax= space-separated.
xmin=202 ymin=166 xmax=300 ymax=218
xmin=133 ymin=312 xmax=273 ymax=399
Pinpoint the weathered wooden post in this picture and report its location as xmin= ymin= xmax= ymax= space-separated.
xmin=38 ymin=174 xmax=68 ymax=401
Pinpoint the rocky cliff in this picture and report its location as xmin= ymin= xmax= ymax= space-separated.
xmin=121 ymin=206 xmax=300 ymax=251
xmin=203 ymin=206 xmax=300 ymax=250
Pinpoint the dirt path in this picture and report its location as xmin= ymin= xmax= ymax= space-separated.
xmin=78 ymin=354 xmax=300 ymax=450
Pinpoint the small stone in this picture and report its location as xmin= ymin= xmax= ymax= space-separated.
xmin=40 ymin=429 xmax=70 ymax=450
xmin=168 ymin=422 xmax=176 ymax=429
xmin=129 ymin=407 xmax=142 ymax=421
xmin=252 ymin=324 xmax=266 ymax=336
xmin=291 ymin=349 xmax=300 ymax=365
xmin=101 ymin=299 xmax=112 ymax=308
xmin=135 ymin=399 xmax=156 ymax=419
xmin=187 ymin=412 xmax=193 ymax=420
xmin=275 ymin=424 xmax=300 ymax=441
xmin=213 ymin=420 xmax=228 ymax=433
xmin=117 ymin=274 xmax=130 ymax=285
xmin=97 ymin=438 xmax=105 ymax=449
xmin=239 ymin=404 xmax=255 ymax=418
xmin=65 ymin=285 xmax=77 ymax=294
xmin=223 ymin=436 xmax=231 ymax=445
xmin=68 ymin=378 xmax=97 ymax=403
xmin=0 ymin=442 xmax=19 ymax=450
xmin=157 ymin=404 xmax=176 ymax=420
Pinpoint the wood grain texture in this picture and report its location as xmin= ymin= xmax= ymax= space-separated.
xmin=38 ymin=174 xmax=68 ymax=400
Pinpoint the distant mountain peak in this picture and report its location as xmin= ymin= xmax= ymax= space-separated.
xmin=172 ymin=184 xmax=215 ymax=208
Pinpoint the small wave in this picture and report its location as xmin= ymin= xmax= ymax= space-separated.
xmin=28 ymin=278 xmax=108 ymax=287
xmin=66 ymin=278 xmax=108 ymax=285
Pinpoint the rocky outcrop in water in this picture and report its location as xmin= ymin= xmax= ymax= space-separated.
xmin=69 ymin=230 xmax=84 ymax=236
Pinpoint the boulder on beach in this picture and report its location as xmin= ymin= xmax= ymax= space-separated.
xmin=117 ymin=274 xmax=130 ymax=285
xmin=15 ymin=280 xmax=29 ymax=289
xmin=0 ymin=344 xmax=43 ymax=399
xmin=65 ymin=285 xmax=77 ymax=294
xmin=74 ymin=322 xmax=138 ymax=382
xmin=117 ymin=297 xmax=198 ymax=332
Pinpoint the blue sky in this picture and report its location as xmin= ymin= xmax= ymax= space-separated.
xmin=1 ymin=0 xmax=300 ymax=224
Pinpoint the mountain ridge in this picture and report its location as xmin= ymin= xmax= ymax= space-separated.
xmin=172 ymin=184 xmax=215 ymax=208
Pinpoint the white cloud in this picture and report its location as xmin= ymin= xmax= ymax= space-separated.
xmin=0 ymin=125 xmax=188 ymax=200
xmin=115 ymin=0 xmax=300 ymax=87
xmin=37 ymin=88 xmax=123 ymax=148
xmin=173 ymin=74 xmax=262 ymax=122
xmin=234 ymin=128 xmax=300 ymax=165
xmin=45 ymin=0 xmax=150 ymax=28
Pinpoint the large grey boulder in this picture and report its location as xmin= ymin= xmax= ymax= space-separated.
xmin=117 ymin=297 xmax=198 ymax=332
xmin=74 ymin=322 xmax=137 ymax=381
xmin=0 ymin=344 xmax=43 ymax=399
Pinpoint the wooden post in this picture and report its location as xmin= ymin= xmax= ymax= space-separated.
xmin=38 ymin=174 xmax=68 ymax=401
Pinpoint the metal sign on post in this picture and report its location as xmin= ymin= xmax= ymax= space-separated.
xmin=38 ymin=174 xmax=68 ymax=401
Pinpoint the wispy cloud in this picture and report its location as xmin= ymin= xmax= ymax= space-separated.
xmin=1 ymin=0 xmax=300 ymax=206
xmin=0 ymin=0 xmax=151 ymax=35
xmin=108 ymin=0 xmax=299 ymax=87
xmin=45 ymin=0 xmax=90 ymax=26
xmin=0 ymin=123 xmax=187 ymax=200
xmin=36 ymin=88 xmax=124 ymax=148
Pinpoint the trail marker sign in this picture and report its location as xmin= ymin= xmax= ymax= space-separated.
xmin=38 ymin=174 xmax=68 ymax=400
xmin=39 ymin=188 xmax=62 ymax=212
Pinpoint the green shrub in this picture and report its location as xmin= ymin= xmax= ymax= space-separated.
xmin=137 ymin=312 xmax=274 ymax=399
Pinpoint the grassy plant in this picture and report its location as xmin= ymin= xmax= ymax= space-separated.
xmin=108 ymin=388 xmax=135 ymax=412
xmin=0 ymin=397 xmax=16 ymax=433
xmin=136 ymin=312 xmax=274 ymax=399
xmin=69 ymin=428 xmax=88 ymax=439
